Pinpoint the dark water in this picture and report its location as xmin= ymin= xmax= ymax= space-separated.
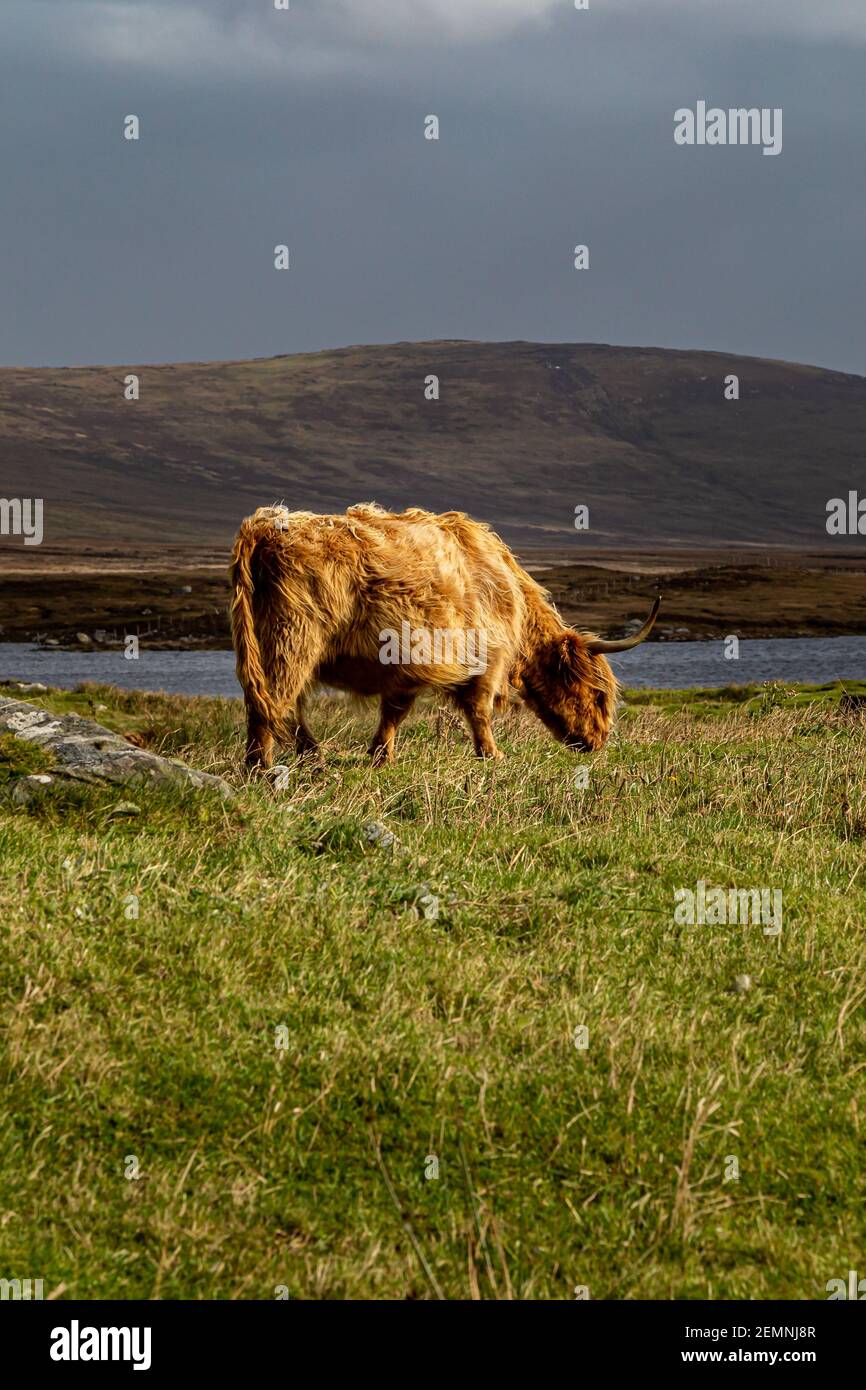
xmin=2 ymin=637 xmax=866 ymax=697
xmin=607 ymin=636 xmax=866 ymax=689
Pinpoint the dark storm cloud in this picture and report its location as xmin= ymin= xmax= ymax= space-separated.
xmin=1 ymin=0 xmax=864 ymax=371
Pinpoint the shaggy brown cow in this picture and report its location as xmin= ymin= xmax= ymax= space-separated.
xmin=230 ymin=503 xmax=659 ymax=768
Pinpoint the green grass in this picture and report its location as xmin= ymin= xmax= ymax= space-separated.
xmin=0 ymin=732 xmax=55 ymax=785
xmin=1 ymin=679 xmax=864 ymax=1300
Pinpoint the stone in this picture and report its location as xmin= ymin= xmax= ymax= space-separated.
xmin=0 ymin=696 xmax=234 ymax=799
xmin=363 ymin=820 xmax=397 ymax=851
xmin=11 ymin=774 xmax=54 ymax=804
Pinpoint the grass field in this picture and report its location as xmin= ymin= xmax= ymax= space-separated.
xmin=1 ymin=678 xmax=865 ymax=1300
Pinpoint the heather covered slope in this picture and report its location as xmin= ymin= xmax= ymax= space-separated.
xmin=2 ymin=340 xmax=864 ymax=547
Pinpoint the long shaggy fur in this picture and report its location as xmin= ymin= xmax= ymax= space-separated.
xmin=230 ymin=503 xmax=620 ymax=768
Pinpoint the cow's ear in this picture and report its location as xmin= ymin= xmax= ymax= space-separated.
xmin=555 ymin=632 xmax=585 ymax=678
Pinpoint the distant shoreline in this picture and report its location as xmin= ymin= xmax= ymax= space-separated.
xmin=1 ymin=549 xmax=865 ymax=648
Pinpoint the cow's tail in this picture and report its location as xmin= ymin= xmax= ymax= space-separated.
xmin=230 ymin=520 xmax=281 ymax=732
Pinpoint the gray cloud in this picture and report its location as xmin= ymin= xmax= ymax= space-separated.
xmin=1 ymin=0 xmax=863 ymax=373
xmin=12 ymin=0 xmax=866 ymax=75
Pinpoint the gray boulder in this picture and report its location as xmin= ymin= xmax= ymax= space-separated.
xmin=0 ymin=696 xmax=234 ymax=799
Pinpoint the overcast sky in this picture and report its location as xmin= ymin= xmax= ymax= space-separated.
xmin=1 ymin=0 xmax=864 ymax=372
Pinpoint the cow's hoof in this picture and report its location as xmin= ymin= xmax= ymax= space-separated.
xmin=296 ymin=745 xmax=323 ymax=763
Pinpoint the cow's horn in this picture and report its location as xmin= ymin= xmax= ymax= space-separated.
xmin=584 ymin=596 xmax=661 ymax=655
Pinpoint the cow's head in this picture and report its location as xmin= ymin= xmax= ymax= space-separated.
xmin=520 ymin=598 xmax=660 ymax=751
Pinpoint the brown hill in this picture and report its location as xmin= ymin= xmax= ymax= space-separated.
xmin=1 ymin=340 xmax=864 ymax=548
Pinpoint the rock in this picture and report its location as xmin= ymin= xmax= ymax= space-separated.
xmin=733 ymin=974 xmax=753 ymax=993
xmin=363 ymin=820 xmax=397 ymax=851
xmin=76 ymin=632 xmax=92 ymax=645
xmin=15 ymin=682 xmax=48 ymax=693
xmin=416 ymin=888 xmax=439 ymax=921
xmin=0 ymin=696 xmax=234 ymax=800
xmin=11 ymin=774 xmax=55 ymax=804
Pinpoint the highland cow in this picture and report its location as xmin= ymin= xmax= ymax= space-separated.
xmin=230 ymin=503 xmax=659 ymax=768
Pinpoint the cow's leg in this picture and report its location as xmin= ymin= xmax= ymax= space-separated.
xmin=278 ymin=691 xmax=321 ymax=761
xmin=368 ymin=691 xmax=417 ymax=765
xmin=245 ymin=665 xmax=318 ymax=772
xmin=453 ymin=675 xmax=503 ymax=760
xmin=245 ymin=702 xmax=275 ymax=771
xmin=262 ymin=623 xmax=327 ymax=762
xmin=290 ymin=695 xmax=320 ymax=759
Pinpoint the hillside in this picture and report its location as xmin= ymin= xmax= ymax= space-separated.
xmin=1 ymin=340 xmax=865 ymax=548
